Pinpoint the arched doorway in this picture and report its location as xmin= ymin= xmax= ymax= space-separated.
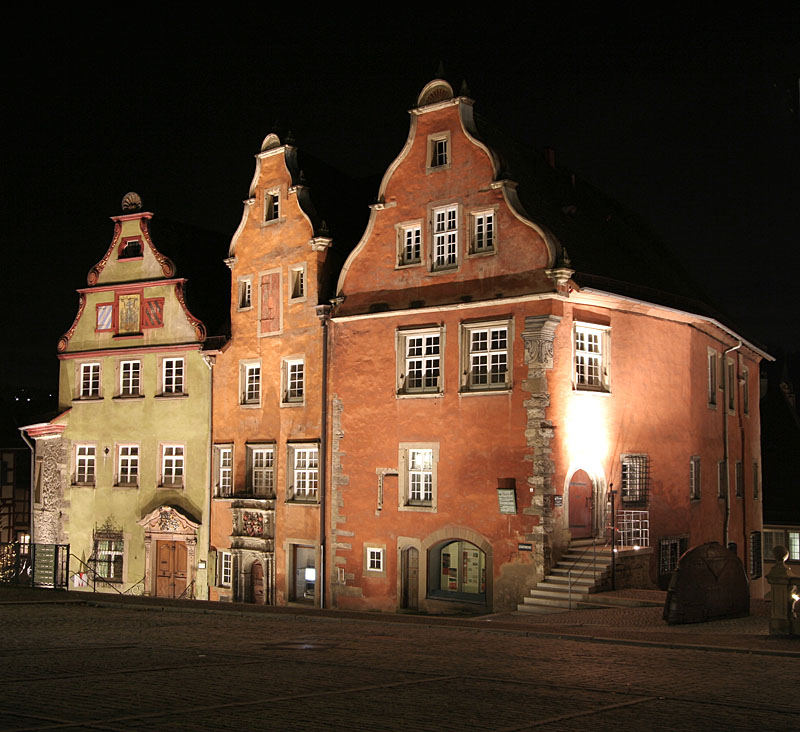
xmin=428 ymin=540 xmax=486 ymax=602
xmin=568 ymin=469 xmax=594 ymax=539
xmin=400 ymin=547 xmax=419 ymax=610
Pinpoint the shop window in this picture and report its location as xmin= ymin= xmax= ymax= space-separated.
xmin=428 ymin=540 xmax=486 ymax=602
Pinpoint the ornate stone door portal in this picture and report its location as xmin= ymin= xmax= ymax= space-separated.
xmin=138 ymin=506 xmax=199 ymax=599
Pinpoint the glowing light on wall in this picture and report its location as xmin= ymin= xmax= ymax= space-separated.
xmin=564 ymin=393 xmax=611 ymax=480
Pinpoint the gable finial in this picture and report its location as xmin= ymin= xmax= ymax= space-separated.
xmin=121 ymin=192 xmax=142 ymax=213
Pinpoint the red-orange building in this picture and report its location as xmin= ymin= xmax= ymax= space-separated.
xmin=326 ymin=80 xmax=768 ymax=612
xmin=208 ymin=134 xmax=335 ymax=604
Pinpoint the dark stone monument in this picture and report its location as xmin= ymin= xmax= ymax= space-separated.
xmin=663 ymin=542 xmax=749 ymax=624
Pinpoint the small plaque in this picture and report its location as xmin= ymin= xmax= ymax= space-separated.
xmin=554 ymin=495 xmax=563 ymax=507
xmin=518 ymin=543 xmax=533 ymax=552
xmin=497 ymin=487 xmax=517 ymax=514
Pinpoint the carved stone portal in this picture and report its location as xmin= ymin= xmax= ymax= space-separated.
xmin=137 ymin=506 xmax=200 ymax=598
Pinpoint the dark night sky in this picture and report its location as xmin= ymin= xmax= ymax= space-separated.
xmin=3 ymin=7 xmax=798 ymax=397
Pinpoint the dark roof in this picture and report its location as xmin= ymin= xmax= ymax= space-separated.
xmin=473 ymin=110 xmax=756 ymax=338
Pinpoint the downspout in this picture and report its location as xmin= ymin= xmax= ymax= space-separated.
xmin=19 ymin=428 xmax=35 ymax=543
xmin=316 ymin=305 xmax=332 ymax=609
xmin=722 ymin=341 xmax=742 ymax=549
xmin=202 ymin=354 xmax=215 ymax=600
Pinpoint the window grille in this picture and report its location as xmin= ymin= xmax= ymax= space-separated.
xmin=659 ymin=535 xmax=688 ymax=575
xmin=749 ymin=531 xmax=762 ymax=579
xmin=621 ymin=454 xmax=649 ymax=506
xmin=617 ymin=510 xmax=649 ymax=548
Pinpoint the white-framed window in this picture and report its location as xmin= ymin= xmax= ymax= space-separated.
xmin=690 ymin=456 xmax=701 ymax=500
xmin=659 ymin=535 xmax=689 ymax=575
xmin=80 ymin=362 xmax=101 ymax=398
xmin=247 ymin=443 xmax=275 ymax=497
xmin=238 ymin=277 xmax=252 ymax=310
xmin=75 ymin=445 xmax=96 ymax=485
xmin=471 ymin=211 xmax=495 ymax=253
xmin=287 ymin=444 xmax=319 ymax=501
xmin=707 ymin=349 xmax=718 ymax=406
xmin=120 ymin=360 xmax=141 ymax=396
xmin=399 ymin=442 xmax=439 ymax=511
xmin=290 ymin=266 xmax=305 ymax=300
xmin=220 ymin=551 xmax=232 ymax=586
xmin=574 ymin=323 xmax=609 ymax=391
xmin=399 ymin=224 xmax=422 ymax=266
xmin=264 ymin=191 xmax=280 ymax=222
xmin=241 ymin=361 xmax=261 ymax=405
xmin=735 ymin=460 xmax=743 ymax=497
xmin=397 ymin=327 xmax=443 ymax=395
xmin=461 ymin=320 xmax=510 ymax=391
xmin=717 ymin=460 xmax=727 ymax=498
xmin=790 ymin=532 xmax=800 ymax=561
xmin=162 ymin=358 xmax=185 ymax=395
xmin=117 ymin=445 xmax=139 ymax=486
xmin=283 ymin=358 xmax=304 ymax=403
xmin=621 ymin=454 xmax=648 ymax=505
xmin=427 ymin=132 xmax=450 ymax=170
xmin=94 ymin=533 xmax=124 ymax=582
xmin=161 ymin=445 xmax=184 ymax=487
xmin=432 ymin=205 xmax=458 ymax=269
xmin=366 ymin=547 xmax=384 ymax=572
xmin=215 ymin=445 xmax=233 ymax=497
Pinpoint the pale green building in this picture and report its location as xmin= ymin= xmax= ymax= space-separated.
xmin=24 ymin=194 xmax=212 ymax=598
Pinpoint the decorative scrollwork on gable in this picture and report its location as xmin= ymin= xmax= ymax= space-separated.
xmin=87 ymin=222 xmax=121 ymax=286
xmin=140 ymin=217 xmax=176 ymax=278
xmin=174 ymin=282 xmax=207 ymax=341
xmin=57 ymin=293 xmax=86 ymax=352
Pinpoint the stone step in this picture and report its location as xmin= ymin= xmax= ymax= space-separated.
xmin=538 ymin=575 xmax=595 ymax=588
xmin=516 ymin=603 xmax=570 ymax=614
xmin=521 ymin=594 xmax=575 ymax=609
xmin=529 ymin=588 xmax=588 ymax=603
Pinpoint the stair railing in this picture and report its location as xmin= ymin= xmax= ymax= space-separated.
xmin=69 ymin=553 xmax=143 ymax=597
xmin=566 ymin=538 xmax=611 ymax=609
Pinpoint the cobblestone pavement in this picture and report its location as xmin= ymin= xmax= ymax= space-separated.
xmin=0 ymin=588 xmax=798 ymax=731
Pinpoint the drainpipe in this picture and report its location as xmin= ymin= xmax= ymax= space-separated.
xmin=19 ymin=428 xmax=35 ymax=543
xmin=202 ymin=354 xmax=215 ymax=600
xmin=722 ymin=341 xmax=742 ymax=549
xmin=316 ymin=305 xmax=332 ymax=609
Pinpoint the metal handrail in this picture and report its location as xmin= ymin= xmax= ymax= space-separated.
xmin=176 ymin=580 xmax=195 ymax=600
xmin=69 ymin=553 xmax=127 ymax=595
xmin=566 ymin=537 xmax=612 ymax=609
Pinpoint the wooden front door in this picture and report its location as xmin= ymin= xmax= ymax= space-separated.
xmin=568 ymin=470 xmax=594 ymax=539
xmin=401 ymin=547 xmax=419 ymax=610
xmin=156 ymin=540 xmax=187 ymax=598
xmin=251 ymin=561 xmax=265 ymax=604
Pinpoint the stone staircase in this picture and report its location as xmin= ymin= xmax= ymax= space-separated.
xmin=517 ymin=538 xmax=613 ymax=614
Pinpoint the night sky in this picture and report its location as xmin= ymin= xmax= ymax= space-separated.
xmin=3 ymin=8 xmax=798 ymax=399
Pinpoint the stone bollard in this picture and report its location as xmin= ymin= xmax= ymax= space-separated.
xmin=765 ymin=545 xmax=799 ymax=636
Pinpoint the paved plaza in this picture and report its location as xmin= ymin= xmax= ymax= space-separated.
xmin=0 ymin=588 xmax=798 ymax=731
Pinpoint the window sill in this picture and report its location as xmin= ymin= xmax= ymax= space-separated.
xmin=237 ymin=305 xmax=253 ymax=312
xmin=573 ymin=387 xmax=611 ymax=396
xmin=286 ymin=497 xmax=320 ymax=505
xmin=395 ymin=261 xmax=423 ymax=270
xmin=396 ymin=391 xmax=443 ymax=399
xmin=429 ymin=265 xmax=458 ymax=275
xmin=467 ymin=248 xmax=496 ymax=258
xmin=399 ymin=503 xmax=436 ymax=513
xmin=112 ymin=333 xmax=144 ymax=340
xmin=259 ymin=217 xmax=284 ymax=228
xmin=114 ymin=483 xmax=139 ymax=489
xmin=459 ymin=386 xmax=511 ymax=397
xmin=113 ymin=394 xmax=145 ymax=401
xmin=155 ymin=393 xmax=188 ymax=399
xmin=71 ymin=482 xmax=95 ymax=488
xmin=158 ymin=484 xmax=184 ymax=490
xmin=73 ymin=396 xmax=103 ymax=402
xmin=280 ymin=400 xmax=305 ymax=408
xmin=425 ymin=163 xmax=451 ymax=174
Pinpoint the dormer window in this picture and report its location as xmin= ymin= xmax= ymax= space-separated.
xmin=119 ymin=237 xmax=142 ymax=259
xmin=427 ymin=132 xmax=451 ymax=173
xmin=265 ymin=191 xmax=280 ymax=222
